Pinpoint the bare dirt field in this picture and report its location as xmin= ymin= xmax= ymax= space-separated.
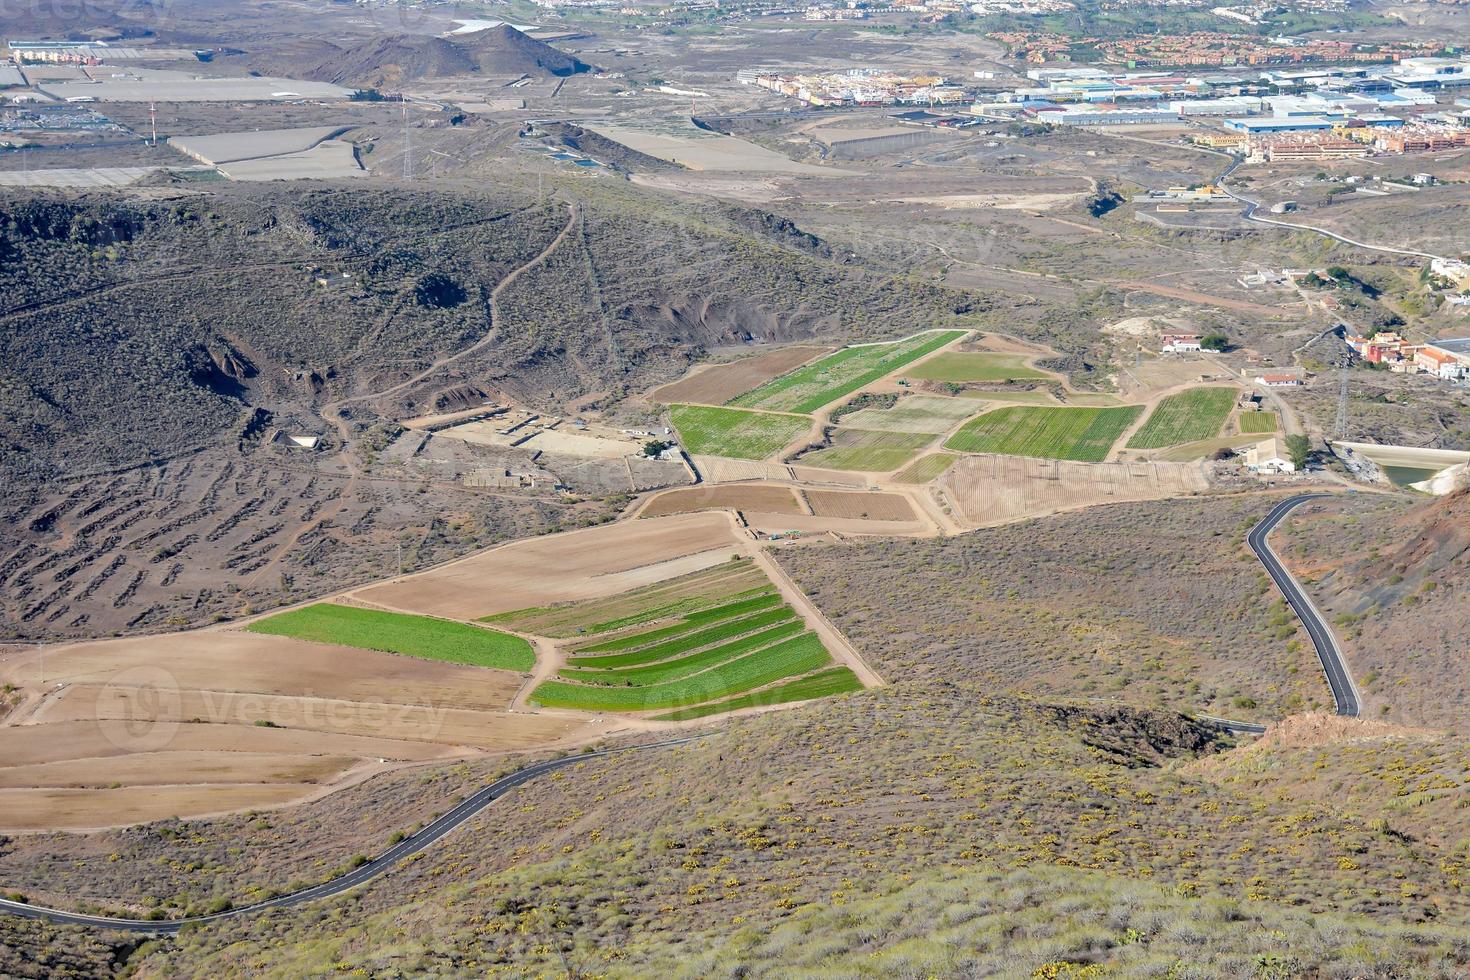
xmin=355 ymin=512 xmax=742 ymax=620
xmin=0 ymin=626 xmax=592 ymax=829
xmin=1 ymin=632 xmax=523 ymax=710
xmin=0 ymin=750 xmax=354 ymax=790
xmin=937 ymin=455 xmax=1213 ymax=527
xmin=0 ymin=785 xmax=319 ymax=832
xmin=0 ymin=720 xmax=461 ymax=768
xmin=39 ymin=687 xmax=580 ymax=749
xmin=640 ymin=484 xmax=803 ymax=518
xmin=652 ymin=346 xmax=828 ymax=406
xmin=804 ymin=490 xmax=918 ymax=523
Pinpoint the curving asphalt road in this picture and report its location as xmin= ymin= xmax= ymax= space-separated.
xmin=1247 ymin=493 xmax=1361 ymax=718
xmin=1215 ymin=155 xmax=1448 ymax=264
xmin=1 ymin=495 xmax=1360 ymax=933
xmin=0 ymin=735 xmax=712 ymax=935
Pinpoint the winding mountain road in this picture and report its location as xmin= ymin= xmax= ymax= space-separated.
xmin=1247 ymin=493 xmax=1361 ymax=718
xmin=0 ymin=734 xmax=710 ymax=935
xmin=0 ymin=495 xmax=1362 ymax=933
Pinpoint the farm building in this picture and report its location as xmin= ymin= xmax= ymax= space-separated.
xmin=1160 ymin=334 xmax=1202 ymax=353
xmin=1257 ymin=373 xmax=1303 ymax=388
xmin=1244 ymin=437 xmax=1295 ymax=474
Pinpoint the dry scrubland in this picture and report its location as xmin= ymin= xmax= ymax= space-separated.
xmin=1276 ymin=490 xmax=1470 ymax=731
xmin=780 ymin=495 xmax=1326 ymax=724
xmin=0 ymin=182 xmax=983 ymax=644
xmin=13 ymin=688 xmax=1470 ymax=975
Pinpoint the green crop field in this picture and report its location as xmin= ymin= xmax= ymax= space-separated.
xmin=571 ymin=593 xmax=784 ymax=654
xmin=669 ymin=404 xmax=810 ymax=460
xmin=483 ymin=561 xmax=768 ymax=637
xmin=944 ymin=405 xmax=1143 ymax=462
xmin=729 ymin=331 xmax=966 ymax=414
xmin=567 ymin=607 xmax=799 ymax=669
xmin=1126 ymin=388 xmax=1236 ymax=450
xmin=798 ymin=429 xmax=934 ymax=472
xmin=842 ymin=395 xmax=981 ymax=435
xmin=530 ymin=633 xmax=833 ymax=711
xmin=246 ymin=603 xmax=534 ymax=672
xmin=1239 ymin=410 xmax=1279 ymax=434
xmin=893 ymin=453 xmax=959 ymax=484
xmin=561 ymin=620 xmax=806 ymax=686
xmin=507 ymin=562 xmax=856 ymax=715
xmin=904 ymin=351 xmax=1049 ymax=383
xmin=650 ymin=667 xmax=864 ymax=721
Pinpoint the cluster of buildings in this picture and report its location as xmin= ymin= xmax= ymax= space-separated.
xmin=961 ymin=57 xmax=1470 ymax=158
xmin=1093 ymin=34 xmax=1437 ymax=71
xmin=1345 ymin=333 xmax=1470 ymax=382
xmin=738 ymin=68 xmax=968 ymax=106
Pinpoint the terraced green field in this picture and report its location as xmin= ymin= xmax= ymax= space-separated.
xmin=650 ymin=666 xmax=864 ymax=721
xmin=571 ymin=593 xmax=784 ymax=653
xmin=729 ymin=331 xmax=966 ymax=414
xmin=669 ymin=404 xmax=810 ymax=460
xmin=568 ymin=607 xmax=799 ymax=669
xmin=1239 ymin=410 xmax=1279 ymax=434
xmin=246 ymin=604 xmax=535 ymax=672
xmin=561 ymin=621 xmax=806 ymax=685
xmin=904 ymin=351 xmax=1049 ymax=383
xmin=1126 ymin=388 xmax=1236 ymax=450
xmin=799 ymin=429 xmax=934 ymax=472
xmin=484 ymin=561 xmax=768 ymax=638
xmin=531 ymin=634 xmax=833 ymax=712
xmin=944 ymin=405 xmax=1143 ymax=462
xmin=517 ymin=563 xmax=854 ymax=715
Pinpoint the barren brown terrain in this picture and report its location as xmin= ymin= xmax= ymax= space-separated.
xmin=650 ymin=345 xmax=828 ymax=406
xmin=355 ymin=512 xmax=743 ymax=619
xmin=638 ymin=484 xmax=803 ymax=517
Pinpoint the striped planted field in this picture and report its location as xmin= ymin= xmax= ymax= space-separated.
xmin=1239 ymin=411 xmax=1279 ymax=434
xmin=729 ymin=331 xmax=966 ymax=414
xmin=945 ymin=405 xmax=1143 ymax=463
xmin=1126 ymin=388 xmax=1236 ymax=450
xmin=516 ymin=562 xmax=857 ymax=716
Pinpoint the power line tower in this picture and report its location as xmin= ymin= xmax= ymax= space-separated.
xmin=1334 ymin=359 xmax=1350 ymax=441
xmin=148 ymin=102 xmax=157 ymax=146
xmin=401 ymin=100 xmax=413 ymax=181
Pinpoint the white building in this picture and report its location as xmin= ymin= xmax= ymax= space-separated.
xmin=1244 ymin=437 xmax=1295 ymax=474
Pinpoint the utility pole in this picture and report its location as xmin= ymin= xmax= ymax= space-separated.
xmin=401 ymin=100 xmax=413 ymax=181
xmin=1335 ymin=359 xmax=1350 ymax=441
xmin=148 ymin=102 xmax=157 ymax=147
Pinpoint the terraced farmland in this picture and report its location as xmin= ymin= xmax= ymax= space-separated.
xmin=945 ymin=406 xmax=1143 ymax=462
xmin=246 ymin=604 xmax=535 ymax=672
xmin=841 ymin=395 xmax=980 ymax=435
xmin=483 ymin=561 xmax=769 ymax=638
xmin=515 ymin=563 xmax=852 ymax=715
xmin=669 ymin=404 xmax=810 ymax=460
xmin=1126 ymin=388 xmax=1236 ymax=450
xmin=729 ymin=331 xmax=966 ymax=414
xmin=1239 ymin=411 xmax=1279 ymax=434
xmin=799 ymin=429 xmax=934 ymax=472
xmin=904 ymin=351 xmax=1049 ymax=383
